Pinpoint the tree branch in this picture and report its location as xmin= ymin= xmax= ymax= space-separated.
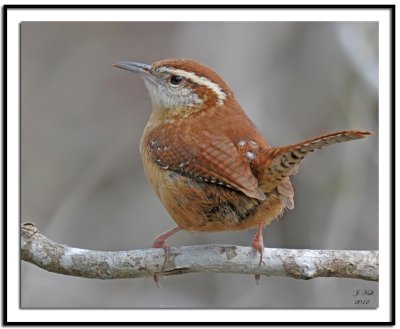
xmin=21 ymin=223 xmax=378 ymax=282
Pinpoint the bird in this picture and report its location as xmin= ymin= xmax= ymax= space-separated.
xmin=113 ymin=58 xmax=372 ymax=287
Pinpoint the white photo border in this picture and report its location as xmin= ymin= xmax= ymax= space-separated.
xmin=5 ymin=4 xmax=394 ymax=325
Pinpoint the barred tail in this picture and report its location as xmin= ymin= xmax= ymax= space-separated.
xmin=259 ymin=130 xmax=372 ymax=192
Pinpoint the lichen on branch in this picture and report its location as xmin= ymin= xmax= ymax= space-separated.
xmin=21 ymin=223 xmax=378 ymax=282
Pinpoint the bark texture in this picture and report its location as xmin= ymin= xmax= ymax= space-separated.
xmin=21 ymin=223 xmax=378 ymax=282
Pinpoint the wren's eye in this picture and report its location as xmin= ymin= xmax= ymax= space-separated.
xmin=170 ymin=75 xmax=184 ymax=85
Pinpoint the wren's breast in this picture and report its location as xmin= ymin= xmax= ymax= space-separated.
xmin=141 ymin=146 xmax=285 ymax=232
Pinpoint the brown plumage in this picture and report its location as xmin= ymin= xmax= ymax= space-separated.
xmin=114 ymin=58 xmax=372 ymax=286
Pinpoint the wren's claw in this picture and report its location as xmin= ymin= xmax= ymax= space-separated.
xmin=252 ymin=223 xmax=265 ymax=283
xmin=252 ymin=237 xmax=264 ymax=266
xmin=153 ymin=241 xmax=171 ymax=266
xmin=152 ymin=241 xmax=172 ymax=289
xmin=252 ymin=223 xmax=265 ymax=265
xmin=152 ymin=226 xmax=181 ymax=288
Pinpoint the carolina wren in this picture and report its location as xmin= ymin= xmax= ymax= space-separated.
xmin=113 ymin=58 xmax=371 ymax=285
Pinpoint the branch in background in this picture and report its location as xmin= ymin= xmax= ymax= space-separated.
xmin=21 ymin=223 xmax=378 ymax=282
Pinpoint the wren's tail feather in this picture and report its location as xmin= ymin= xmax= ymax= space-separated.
xmin=259 ymin=130 xmax=372 ymax=192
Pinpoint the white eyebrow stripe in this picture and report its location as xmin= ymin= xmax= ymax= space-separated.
xmin=158 ymin=66 xmax=227 ymax=105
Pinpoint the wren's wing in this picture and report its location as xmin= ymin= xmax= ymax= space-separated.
xmin=259 ymin=130 xmax=372 ymax=192
xmin=147 ymin=128 xmax=265 ymax=200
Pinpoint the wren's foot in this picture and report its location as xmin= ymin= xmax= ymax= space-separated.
xmin=252 ymin=223 xmax=265 ymax=284
xmin=152 ymin=241 xmax=171 ymax=289
xmin=252 ymin=223 xmax=264 ymax=266
xmin=153 ymin=240 xmax=172 ymax=267
xmin=152 ymin=226 xmax=181 ymax=289
xmin=252 ymin=237 xmax=264 ymax=266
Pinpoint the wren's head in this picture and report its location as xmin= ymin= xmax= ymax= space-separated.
xmin=113 ymin=58 xmax=233 ymax=117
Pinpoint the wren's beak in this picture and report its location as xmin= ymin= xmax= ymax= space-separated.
xmin=113 ymin=61 xmax=153 ymax=77
xmin=113 ymin=61 xmax=159 ymax=87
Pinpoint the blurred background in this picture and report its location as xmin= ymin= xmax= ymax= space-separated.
xmin=21 ymin=21 xmax=378 ymax=308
